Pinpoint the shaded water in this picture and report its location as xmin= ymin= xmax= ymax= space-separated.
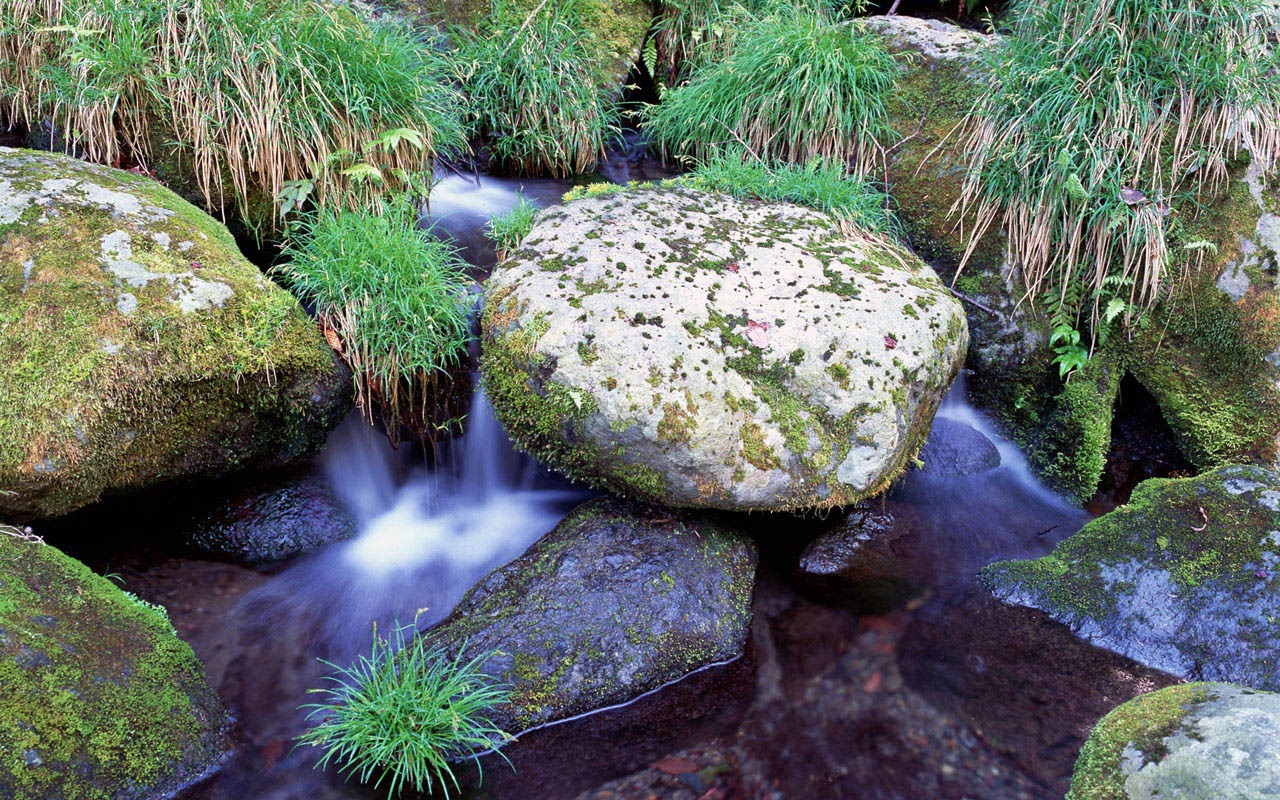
xmin=50 ymin=171 xmax=1181 ymax=800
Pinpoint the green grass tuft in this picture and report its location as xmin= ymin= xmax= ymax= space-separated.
xmin=485 ymin=198 xmax=539 ymax=260
xmin=452 ymin=0 xmax=618 ymax=177
xmin=298 ymin=623 xmax=511 ymax=800
xmin=643 ymin=7 xmax=899 ymax=174
xmin=275 ymin=201 xmax=473 ymax=441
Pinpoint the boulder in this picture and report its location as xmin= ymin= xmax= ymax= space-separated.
xmin=0 ymin=148 xmax=350 ymax=520
xmin=0 ymin=532 xmax=229 ymax=799
xmin=917 ymin=416 xmax=1001 ymax=478
xmin=983 ymin=466 xmax=1280 ymax=689
xmin=794 ymin=503 xmax=923 ymax=612
xmin=182 ymin=473 xmax=358 ymax=566
xmin=423 ymin=497 xmax=757 ymax=732
xmin=482 ymin=186 xmax=968 ymax=512
xmin=1069 ymin=682 xmax=1280 ymax=800
xmin=874 ymin=16 xmax=1280 ymax=501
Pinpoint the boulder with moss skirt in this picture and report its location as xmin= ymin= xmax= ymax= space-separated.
xmin=0 ymin=533 xmax=229 ymax=799
xmin=1068 ymin=682 xmax=1280 ymax=800
xmin=423 ymin=497 xmax=756 ymax=732
xmin=872 ymin=16 xmax=1280 ymax=502
xmin=482 ymin=186 xmax=968 ymax=512
xmin=0 ymin=148 xmax=349 ymax=520
xmin=982 ymin=466 xmax=1280 ymax=689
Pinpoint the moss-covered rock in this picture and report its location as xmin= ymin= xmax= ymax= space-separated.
xmin=983 ymin=466 xmax=1280 ymax=689
xmin=482 ymin=186 xmax=968 ymax=512
xmin=422 ymin=497 xmax=756 ymax=732
xmin=873 ymin=17 xmax=1280 ymax=502
xmin=1068 ymin=682 xmax=1280 ymax=800
xmin=0 ymin=148 xmax=350 ymax=520
xmin=0 ymin=532 xmax=229 ymax=799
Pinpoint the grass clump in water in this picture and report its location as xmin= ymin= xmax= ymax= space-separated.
xmin=956 ymin=0 xmax=1280 ymax=335
xmin=276 ymin=201 xmax=473 ymax=442
xmin=452 ymin=0 xmax=617 ymax=177
xmin=0 ymin=0 xmax=465 ymax=235
xmin=643 ymin=6 xmax=899 ymax=174
xmin=298 ymin=623 xmax=511 ymax=799
xmin=485 ymin=198 xmax=539 ymax=260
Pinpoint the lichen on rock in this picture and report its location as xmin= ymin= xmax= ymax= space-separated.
xmin=482 ymin=186 xmax=968 ymax=512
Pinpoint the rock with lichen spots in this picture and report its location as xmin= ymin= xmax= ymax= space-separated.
xmin=1068 ymin=682 xmax=1280 ymax=800
xmin=0 ymin=534 xmax=229 ymax=798
xmin=0 ymin=147 xmax=350 ymax=520
xmin=983 ymin=465 xmax=1280 ymax=689
xmin=482 ymin=186 xmax=968 ymax=512
xmin=422 ymin=497 xmax=757 ymax=732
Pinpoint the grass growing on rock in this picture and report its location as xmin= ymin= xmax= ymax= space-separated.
xmin=644 ymin=6 xmax=900 ymax=173
xmin=452 ymin=0 xmax=618 ymax=177
xmin=485 ymin=198 xmax=538 ymax=260
xmin=276 ymin=200 xmax=472 ymax=441
xmin=0 ymin=0 xmax=465 ymax=235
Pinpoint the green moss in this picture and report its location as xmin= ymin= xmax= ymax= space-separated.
xmin=740 ymin=422 xmax=780 ymax=470
xmin=1067 ymin=683 xmax=1211 ymax=800
xmin=0 ymin=537 xmax=225 ymax=798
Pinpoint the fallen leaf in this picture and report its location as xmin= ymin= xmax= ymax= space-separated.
xmin=746 ymin=319 xmax=770 ymax=348
xmin=191 ymin=260 xmax=202 ymax=270
xmin=884 ymin=335 xmax=897 ymax=350
xmin=651 ymin=756 xmax=700 ymax=775
xmin=1120 ymin=187 xmax=1146 ymax=205
xmin=726 ymin=262 xmax=740 ymax=273
xmin=862 ymin=671 xmax=883 ymax=693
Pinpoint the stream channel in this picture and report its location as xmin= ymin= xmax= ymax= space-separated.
xmin=46 ymin=167 xmax=1181 ymax=800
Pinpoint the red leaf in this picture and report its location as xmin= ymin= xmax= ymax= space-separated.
xmin=862 ymin=671 xmax=883 ymax=693
xmin=191 ymin=260 xmax=203 ymax=270
xmin=746 ymin=319 xmax=770 ymax=348
xmin=726 ymin=262 xmax=740 ymax=273
xmin=651 ymin=756 xmax=700 ymax=775
xmin=884 ymin=335 xmax=897 ymax=349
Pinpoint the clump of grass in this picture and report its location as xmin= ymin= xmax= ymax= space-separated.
xmin=0 ymin=0 xmax=465 ymax=235
xmin=682 ymin=149 xmax=897 ymax=234
xmin=299 ymin=623 xmax=511 ymax=799
xmin=646 ymin=0 xmax=766 ymax=85
xmin=956 ymin=0 xmax=1280 ymax=333
xmin=276 ymin=201 xmax=473 ymax=442
xmin=452 ymin=0 xmax=617 ymax=177
xmin=643 ymin=8 xmax=899 ymax=174
xmin=485 ymin=198 xmax=539 ymax=260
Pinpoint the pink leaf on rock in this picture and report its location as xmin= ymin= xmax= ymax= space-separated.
xmin=884 ymin=335 xmax=897 ymax=350
xmin=746 ymin=320 xmax=770 ymax=348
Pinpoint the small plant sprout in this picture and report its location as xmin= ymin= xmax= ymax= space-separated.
xmin=298 ymin=622 xmax=513 ymax=799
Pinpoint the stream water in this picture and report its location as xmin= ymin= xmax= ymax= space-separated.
xmin=49 ymin=171 xmax=1182 ymax=800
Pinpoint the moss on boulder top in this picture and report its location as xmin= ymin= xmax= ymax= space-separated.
xmin=1068 ymin=682 xmax=1280 ymax=800
xmin=422 ymin=497 xmax=757 ymax=732
xmin=0 ymin=533 xmax=229 ymax=799
xmin=983 ymin=466 xmax=1280 ymax=689
xmin=482 ymin=186 xmax=968 ymax=512
xmin=0 ymin=147 xmax=350 ymax=521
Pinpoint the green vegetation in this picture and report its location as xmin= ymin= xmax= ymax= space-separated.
xmin=957 ymin=0 xmax=1280 ymax=336
xmin=486 ymin=198 xmax=539 ymax=259
xmin=0 ymin=0 xmax=464 ymax=235
xmin=276 ymin=201 xmax=472 ymax=441
xmin=644 ymin=7 xmax=899 ymax=173
xmin=299 ymin=623 xmax=511 ymax=799
xmin=452 ymin=0 xmax=618 ymax=177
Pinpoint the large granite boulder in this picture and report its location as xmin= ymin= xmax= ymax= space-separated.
xmin=482 ymin=186 xmax=968 ymax=512
xmin=1069 ymin=682 xmax=1280 ymax=800
xmin=0 ymin=148 xmax=349 ymax=520
xmin=0 ymin=532 xmax=229 ymax=798
xmin=983 ymin=466 xmax=1280 ymax=689
xmin=423 ymin=497 xmax=757 ymax=732
xmin=874 ymin=16 xmax=1280 ymax=502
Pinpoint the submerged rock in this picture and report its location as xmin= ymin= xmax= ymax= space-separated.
xmin=424 ymin=497 xmax=757 ymax=732
xmin=795 ymin=504 xmax=924 ymax=612
xmin=983 ymin=466 xmax=1280 ymax=689
xmin=482 ymin=186 xmax=968 ymax=512
xmin=0 ymin=533 xmax=228 ymax=798
xmin=917 ymin=416 xmax=1001 ymax=478
xmin=0 ymin=148 xmax=350 ymax=520
xmin=182 ymin=473 xmax=358 ymax=566
xmin=1069 ymin=682 xmax=1280 ymax=800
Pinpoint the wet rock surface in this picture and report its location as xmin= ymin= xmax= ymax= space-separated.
xmin=918 ymin=417 xmax=1001 ymax=478
xmin=424 ymin=497 xmax=758 ymax=732
xmin=984 ymin=465 xmax=1280 ymax=689
xmin=794 ymin=503 xmax=924 ymax=612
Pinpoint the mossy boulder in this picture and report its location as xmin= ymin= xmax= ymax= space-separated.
xmin=0 ymin=533 xmax=229 ymax=799
xmin=0 ymin=148 xmax=350 ymax=520
xmin=481 ymin=186 xmax=968 ymax=512
xmin=1068 ymin=682 xmax=1280 ymax=800
xmin=983 ymin=466 xmax=1280 ymax=689
xmin=874 ymin=17 xmax=1280 ymax=501
xmin=423 ymin=497 xmax=756 ymax=732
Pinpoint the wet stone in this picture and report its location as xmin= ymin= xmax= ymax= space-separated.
xmin=917 ymin=417 xmax=1001 ymax=478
